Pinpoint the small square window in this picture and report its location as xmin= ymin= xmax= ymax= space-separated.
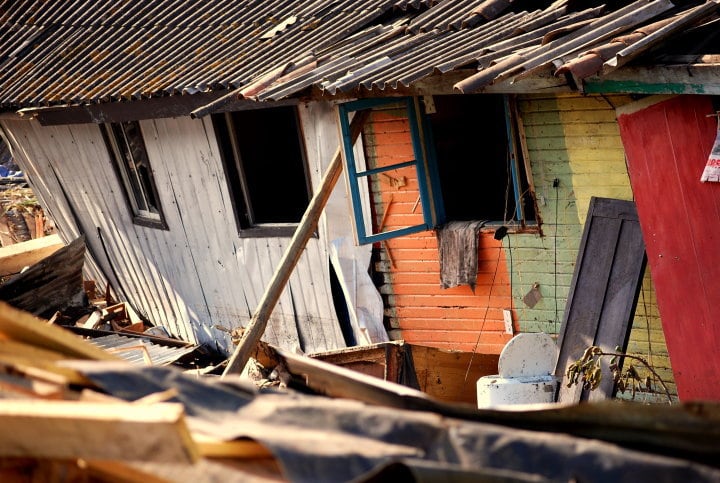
xmin=102 ymin=121 xmax=167 ymax=229
xmin=213 ymin=106 xmax=311 ymax=237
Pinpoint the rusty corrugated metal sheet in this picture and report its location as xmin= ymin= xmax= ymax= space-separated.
xmin=0 ymin=0 xmax=718 ymax=109
xmin=86 ymin=333 xmax=197 ymax=366
xmin=0 ymin=0 xmax=398 ymax=107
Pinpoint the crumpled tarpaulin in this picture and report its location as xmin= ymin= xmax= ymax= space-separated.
xmin=436 ymin=221 xmax=486 ymax=290
xmin=74 ymin=357 xmax=720 ymax=483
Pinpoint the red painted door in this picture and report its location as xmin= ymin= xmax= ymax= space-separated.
xmin=617 ymin=95 xmax=720 ymax=401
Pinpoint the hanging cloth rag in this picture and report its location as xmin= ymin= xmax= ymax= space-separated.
xmin=436 ymin=220 xmax=486 ymax=290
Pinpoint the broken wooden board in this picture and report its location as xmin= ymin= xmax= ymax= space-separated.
xmin=554 ymin=197 xmax=646 ymax=403
xmin=0 ymin=234 xmax=63 ymax=276
xmin=411 ymin=345 xmax=499 ymax=405
xmin=0 ymin=235 xmax=85 ymax=318
xmin=312 ymin=342 xmax=499 ymax=405
xmin=0 ymin=301 xmax=121 ymax=361
xmin=0 ymin=400 xmax=199 ymax=463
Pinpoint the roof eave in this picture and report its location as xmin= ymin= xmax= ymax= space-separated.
xmin=582 ymin=63 xmax=720 ymax=95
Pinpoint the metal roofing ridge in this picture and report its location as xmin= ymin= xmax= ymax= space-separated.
xmin=511 ymin=0 xmax=676 ymax=83
xmin=449 ymin=5 xmax=607 ymax=92
xmin=407 ymin=0 xmax=481 ymax=33
xmin=380 ymin=23 xmax=523 ymax=89
xmin=125 ymin=22 xmax=257 ymax=99
xmin=58 ymin=23 xmax=187 ymax=103
xmin=357 ymin=28 xmax=484 ymax=90
xmin=434 ymin=6 xmax=577 ymax=72
xmin=420 ymin=0 xmax=491 ymax=32
xmin=259 ymin=57 xmax=357 ymax=101
xmin=220 ymin=3 xmax=397 ymax=92
xmin=431 ymin=12 xmax=539 ymax=73
xmin=0 ymin=0 xmax=395 ymax=105
xmin=0 ymin=26 xmax=83 ymax=105
xmin=258 ymin=24 xmax=418 ymax=100
xmin=319 ymin=27 xmax=436 ymax=92
xmin=602 ymin=0 xmax=720 ymax=74
xmin=486 ymin=6 xmax=605 ymax=54
xmin=552 ymin=14 xmax=678 ymax=79
xmin=507 ymin=3 xmax=568 ymax=34
xmin=156 ymin=22 xmax=276 ymax=95
xmin=200 ymin=5 xmax=401 ymax=105
xmin=265 ymin=2 xmax=570 ymax=99
xmin=10 ymin=2 xmax=352 ymax=106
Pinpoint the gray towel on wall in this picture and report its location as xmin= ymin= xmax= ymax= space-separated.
xmin=436 ymin=220 xmax=486 ymax=290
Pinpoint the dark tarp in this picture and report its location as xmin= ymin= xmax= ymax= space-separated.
xmin=70 ymin=355 xmax=720 ymax=483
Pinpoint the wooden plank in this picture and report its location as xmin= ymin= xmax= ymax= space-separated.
xmin=588 ymin=216 xmax=647 ymax=401
xmin=585 ymin=64 xmax=720 ymax=95
xmin=193 ymin=435 xmax=274 ymax=459
xmin=410 ymin=345 xmax=499 ymax=405
xmin=554 ymin=197 xmax=646 ymax=403
xmin=0 ymin=234 xmax=64 ymax=276
xmin=0 ymin=301 xmax=121 ymax=361
xmin=0 ymin=235 xmax=85 ymax=318
xmin=0 ymin=400 xmax=198 ymax=463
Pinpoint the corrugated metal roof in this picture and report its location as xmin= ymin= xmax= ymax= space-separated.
xmin=0 ymin=0 xmax=718 ymax=110
xmin=87 ymin=334 xmax=196 ymax=366
xmin=86 ymin=333 xmax=197 ymax=366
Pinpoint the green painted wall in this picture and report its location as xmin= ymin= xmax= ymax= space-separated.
xmin=510 ymin=93 xmax=677 ymax=401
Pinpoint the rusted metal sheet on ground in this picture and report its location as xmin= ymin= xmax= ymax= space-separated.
xmin=617 ymin=95 xmax=720 ymax=401
xmin=554 ymin=197 xmax=646 ymax=404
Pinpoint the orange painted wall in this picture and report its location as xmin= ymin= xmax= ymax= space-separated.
xmin=365 ymin=108 xmax=514 ymax=355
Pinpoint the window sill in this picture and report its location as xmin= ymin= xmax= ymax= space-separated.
xmin=478 ymin=222 xmax=541 ymax=236
xmin=132 ymin=216 xmax=169 ymax=231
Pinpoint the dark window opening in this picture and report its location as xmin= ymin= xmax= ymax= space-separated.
xmin=214 ymin=106 xmax=311 ymax=237
xmin=102 ymin=121 xmax=167 ymax=229
xmin=425 ymin=95 xmax=536 ymax=225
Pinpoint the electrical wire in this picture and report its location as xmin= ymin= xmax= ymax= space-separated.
xmin=464 ymin=233 xmax=504 ymax=382
xmin=554 ymin=179 xmax=559 ymax=334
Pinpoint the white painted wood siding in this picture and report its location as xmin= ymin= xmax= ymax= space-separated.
xmin=1 ymin=106 xmax=352 ymax=355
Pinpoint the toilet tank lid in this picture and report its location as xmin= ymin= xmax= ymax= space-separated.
xmin=498 ymin=332 xmax=558 ymax=378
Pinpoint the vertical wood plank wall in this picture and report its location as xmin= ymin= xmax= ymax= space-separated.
xmin=1 ymin=113 xmax=346 ymax=355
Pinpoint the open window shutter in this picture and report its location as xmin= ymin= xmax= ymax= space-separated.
xmin=338 ymin=97 xmax=440 ymax=245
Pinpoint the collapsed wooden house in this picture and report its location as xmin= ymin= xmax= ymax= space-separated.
xmin=1 ymin=0 xmax=720 ymax=401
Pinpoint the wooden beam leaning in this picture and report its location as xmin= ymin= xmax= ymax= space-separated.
xmin=222 ymin=110 xmax=369 ymax=377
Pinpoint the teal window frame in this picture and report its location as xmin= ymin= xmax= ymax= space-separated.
xmin=338 ymin=97 xmax=442 ymax=245
xmin=338 ymin=95 xmax=531 ymax=245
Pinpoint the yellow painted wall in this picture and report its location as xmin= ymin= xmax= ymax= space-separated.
xmin=518 ymin=93 xmax=677 ymax=401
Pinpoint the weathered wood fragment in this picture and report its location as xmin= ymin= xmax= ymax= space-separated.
xmin=554 ymin=197 xmax=646 ymax=403
xmin=0 ymin=234 xmax=63 ymax=276
xmin=0 ymin=400 xmax=198 ymax=463
xmin=0 ymin=235 xmax=85 ymax=318
xmin=0 ymin=301 xmax=120 ymax=361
